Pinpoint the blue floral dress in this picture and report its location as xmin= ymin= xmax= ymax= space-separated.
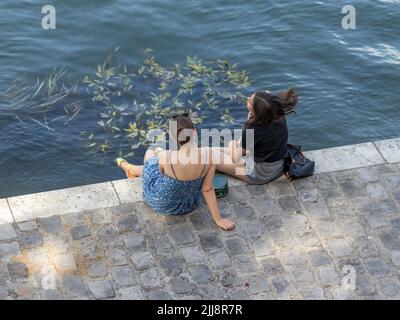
xmin=142 ymin=156 xmax=205 ymax=215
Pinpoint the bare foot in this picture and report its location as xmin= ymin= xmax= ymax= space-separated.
xmin=119 ymin=161 xmax=140 ymax=179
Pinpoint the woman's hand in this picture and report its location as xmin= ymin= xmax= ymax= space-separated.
xmin=215 ymin=218 xmax=235 ymax=231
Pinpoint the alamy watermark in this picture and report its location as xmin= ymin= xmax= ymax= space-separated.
xmin=145 ymin=121 xmax=255 ymax=176
xmin=341 ymin=5 xmax=356 ymax=30
xmin=341 ymin=265 xmax=356 ymax=290
xmin=42 ymin=5 xmax=56 ymax=30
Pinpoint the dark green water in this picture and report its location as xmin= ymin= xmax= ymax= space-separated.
xmin=0 ymin=0 xmax=399 ymax=197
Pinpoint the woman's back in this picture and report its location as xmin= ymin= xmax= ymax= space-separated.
xmin=142 ymin=147 xmax=211 ymax=215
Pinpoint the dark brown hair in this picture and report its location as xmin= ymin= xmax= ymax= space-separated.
xmin=171 ymin=114 xmax=195 ymax=146
xmin=244 ymin=88 xmax=298 ymax=128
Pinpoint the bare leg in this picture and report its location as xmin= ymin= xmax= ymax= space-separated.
xmin=216 ymin=161 xmax=248 ymax=182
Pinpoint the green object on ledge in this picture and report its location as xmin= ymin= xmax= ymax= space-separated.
xmin=213 ymin=174 xmax=228 ymax=198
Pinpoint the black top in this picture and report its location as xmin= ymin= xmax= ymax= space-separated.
xmin=241 ymin=117 xmax=288 ymax=163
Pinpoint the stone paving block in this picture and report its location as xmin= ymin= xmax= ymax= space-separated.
xmin=19 ymin=230 xmax=44 ymax=249
xmin=237 ymin=221 xmax=266 ymax=240
xmin=356 ymin=275 xmax=377 ymax=296
xmin=278 ymin=196 xmax=302 ymax=213
xmin=124 ymin=233 xmax=146 ymax=251
xmin=39 ymin=215 xmax=63 ymax=234
xmin=280 ymin=250 xmax=308 ymax=266
xmin=379 ymin=229 xmax=400 ymax=251
xmin=225 ymin=237 xmax=249 ymax=255
xmin=262 ymin=214 xmax=285 ymax=231
xmin=140 ymin=267 xmax=164 ymax=288
xmin=365 ymin=259 xmax=393 ymax=279
xmin=89 ymin=208 xmax=112 ymax=225
xmin=218 ymin=269 xmax=242 ymax=288
xmin=319 ymin=265 xmax=340 ymax=286
xmin=327 ymin=239 xmax=353 ymax=257
xmin=390 ymin=252 xmax=400 ymax=267
xmin=354 ymin=166 xmax=380 ymax=183
xmin=379 ymin=278 xmax=400 ymax=297
xmin=0 ymin=224 xmax=17 ymax=241
xmin=53 ymin=253 xmax=77 ymax=272
xmin=62 ymin=212 xmax=87 ymax=226
xmin=354 ymin=237 xmax=381 ymax=259
xmin=261 ymin=257 xmax=285 ymax=275
xmin=234 ymin=205 xmax=256 ymax=221
xmin=111 ymin=266 xmax=136 ymax=287
xmin=168 ymin=225 xmax=195 ymax=246
xmin=188 ymin=264 xmax=213 ymax=284
xmin=228 ymin=289 xmax=250 ymax=300
xmin=199 ymin=232 xmax=223 ymax=251
xmin=41 ymin=289 xmax=63 ymax=300
xmin=97 ymin=225 xmax=120 ymax=245
xmin=252 ymin=237 xmax=275 ymax=257
xmin=339 ymin=180 xmax=365 ymax=198
xmin=308 ymin=248 xmax=333 ymax=267
xmin=116 ymin=214 xmax=140 ymax=234
xmin=146 ymin=290 xmax=172 ymax=300
xmin=0 ymin=282 xmax=9 ymax=299
xmin=160 ymin=255 xmax=183 ymax=276
xmin=131 ymin=251 xmax=155 ymax=270
xmin=330 ymin=287 xmax=353 ymax=300
xmin=303 ymin=201 xmax=331 ymax=221
xmin=17 ymin=220 xmax=38 ymax=231
xmin=88 ymin=280 xmax=116 ymax=299
xmin=376 ymin=199 xmax=400 ymax=217
xmin=86 ymin=261 xmax=108 ymax=278
xmin=196 ymin=284 xmax=224 ymax=300
xmin=63 ymin=274 xmax=88 ymax=295
xmin=179 ymin=245 xmax=205 ymax=264
xmin=246 ymin=275 xmax=271 ymax=295
xmin=7 ymin=262 xmax=28 ymax=281
xmin=189 ymin=209 xmax=214 ymax=231
xmin=105 ymin=248 xmax=128 ymax=266
xmin=207 ymin=249 xmax=231 ymax=270
xmin=152 ymin=236 xmax=174 ymax=256
xmin=291 ymin=268 xmax=314 ymax=285
xmin=168 ymin=276 xmax=193 ymax=295
xmin=343 ymin=222 xmax=367 ymax=240
xmin=118 ymin=286 xmax=144 ymax=299
xmin=0 ymin=241 xmax=21 ymax=261
xmin=303 ymin=287 xmax=326 ymax=300
xmin=70 ymin=225 xmax=91 ymax=240
xmin=270 ymin=274 xmax=293 ymax=298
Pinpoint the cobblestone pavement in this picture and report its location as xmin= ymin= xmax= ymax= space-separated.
xmin=1 ymin=163 xmax=400 ymax=300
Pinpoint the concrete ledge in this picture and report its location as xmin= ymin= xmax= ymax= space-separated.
xmin=304 ymin=142 xmax=385 ymax=174
xmin=0 ymin=199 xmax=13 ymax=224
xmin=374 ymin=138 xmax=400 ymax=164
xmin=1 ymin=138 xmax=399 ymax=225
xmin=112 ymin=178 xmax=143 ymax=203
xmin=7 ymin=182 xmax=120 ymax=223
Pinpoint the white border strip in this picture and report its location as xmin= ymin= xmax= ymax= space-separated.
xmin=304 ymin=142 xmax=385 ymax=174
xmin=1 ymin=139 xmax=399 ymax=224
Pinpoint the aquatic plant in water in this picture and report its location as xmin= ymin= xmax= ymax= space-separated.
xmin=81 ymin=48 xmax=251 ymax=158
xmin=0 ymin=48 xmax=252 ymax=158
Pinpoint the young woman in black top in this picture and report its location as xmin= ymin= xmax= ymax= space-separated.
xmin=216 ymin=88 xmax=298 ymax=184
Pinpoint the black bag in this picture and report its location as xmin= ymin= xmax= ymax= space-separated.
xmin=284 ymin=144 xmax=315 ymax=180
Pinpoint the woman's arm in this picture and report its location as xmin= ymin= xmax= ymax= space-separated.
xmin=202 ymin=164 xmax=235 ymax=231
xmin=229 ymin=140 xmax=246 ymax=163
